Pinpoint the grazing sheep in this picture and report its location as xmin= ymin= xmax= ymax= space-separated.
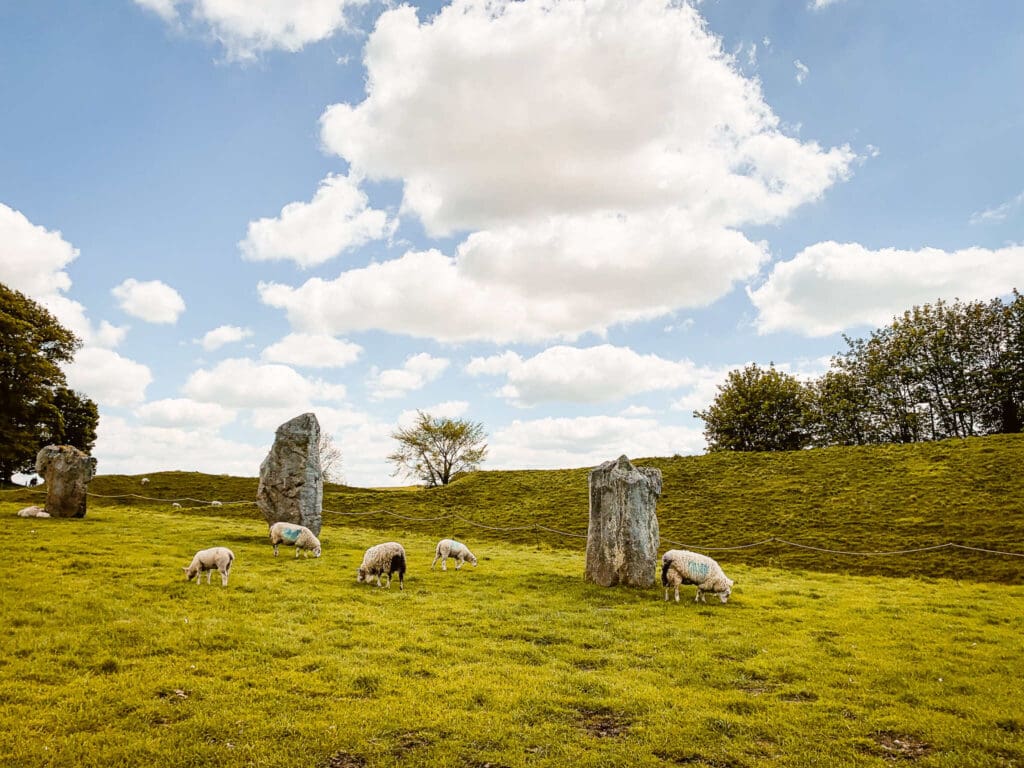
xmin=357 ymin=542 xmax=406 ymax=590
xmin=183 ymin=547 xmax=235 ymax=586
xmin=268 ymin=521 xmax=322 ymax=558
xmin=171 ymin=502 xmax=182 ymax=508
xmin=661 ymin=550 xmax=734 ymax=604
xmin=16 ymin=505 xmax=50 ymax=518
xmin=140 ymin=477 xmax=149 ymax=485
xmin=431 ymin=538 xmax=478 ymax=571
xmin=210 ymin=500 xmax=222 ymax=507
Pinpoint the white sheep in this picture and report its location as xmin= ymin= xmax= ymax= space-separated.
xmin=210 ymin=500 xmax=222 ymax=507
xmin=357 ymin=542 xmax=406 ymax=590
xmin=183 ymin=547 xmax=235 ymax=586
xmin=661 ymin=550 xmax=734 ymax=604
xmin=171 ymin=502 xmax=182 ymax=508
xmin=16 ymin=505 xmax=50 ymax=518
xmin=140 ymin=477 xmax=150 ymax=485
xmin=268 ymin=521 xmax=322 ymax=558
xmin=431 ymin=538 xmax=478 ymax=571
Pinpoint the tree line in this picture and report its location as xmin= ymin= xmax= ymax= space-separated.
xmin=696 ymin=291 xmax=1024 ymax=452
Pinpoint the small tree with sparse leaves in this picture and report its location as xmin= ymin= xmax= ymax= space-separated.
xmin=387 ymin=411 xmax=487 ymax=487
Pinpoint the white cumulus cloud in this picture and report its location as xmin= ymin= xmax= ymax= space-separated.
xmin=368 ymin=352 xmax=449 ymax=399
xmin=749 ymin=241 xmax=1024 ymax=336
xmin=261 ymin=333 xmax=362 ymax=368
xmin=133 ymin=0 xmax=367 ymax=61
xmin=240 ymin=173 xmax=391 ymax=268
xmin=196 ymin=324 xmax=253 ymax=351
xmin=467 ymin=344 xmax=704 ymax=406
xmin=183 ymin=357 xmax=346 ymax=408
xmin=112 ymin=278 xmax=186 ymax=324
xmin=64 ymin=348 xmax=153 ymax=407
xmin=134 ymin=398 xmax=237 ymax=429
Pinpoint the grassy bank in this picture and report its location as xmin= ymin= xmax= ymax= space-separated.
xmin=32 ymin=433 xmax=1022 ymax=583
xmin=1 ymin=502 xmax=1022 ymax=767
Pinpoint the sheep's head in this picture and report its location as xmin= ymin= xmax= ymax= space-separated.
xmin=312 ymin=544 xmax=322 ymax=558
xmin=468 ymin=553 xmax=478 ymax=567
xmin=182 ymin=565 xmax=195 ymax=580
xmin=718 ymin=577 xmax=735 ymax=603
xmin=356 ymin=566 xmax=368 ymax=583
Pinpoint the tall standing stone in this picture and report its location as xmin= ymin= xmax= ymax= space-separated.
xmin=585 ymin=455 xmax=662 ymax=587
xmin=35 ymin=445 xmax=97 ymax=518
xmin=257 ymin=412 xmax=323 ymax=536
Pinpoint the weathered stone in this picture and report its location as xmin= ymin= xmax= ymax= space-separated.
xmin=585 ymin=455 xmax=662 ymax=587
xmin=256 ymin=412 xmax=323 ymax=536
xmin=35 ymin=445 xmax=97 ymax=518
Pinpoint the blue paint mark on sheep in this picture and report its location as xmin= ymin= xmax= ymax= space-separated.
xmin=282 ymin=527 xmax=300 ymax=543
xmin=686 ymin=561 xmax=710 ymax=580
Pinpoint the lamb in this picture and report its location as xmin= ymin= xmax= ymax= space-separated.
xmin=16 ymin=505 xmax=50 ymax=518
xmin=357 ymin=542 xmax=406 ymax=590
xmin=183 ymin=547 xmax=235 ymax=586
xmin=431 ymin=538 xmax=478 ymax=571
xmin=661 ymin=550 xmax=734 ymax=604
xmin=268 ymin=521 xmax=321 ymax=558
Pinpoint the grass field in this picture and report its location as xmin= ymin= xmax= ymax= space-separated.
xmin=1 ymin=499 xmax=1023 ymax=766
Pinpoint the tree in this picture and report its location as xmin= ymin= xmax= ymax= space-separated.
xmin=0 ymin=283 xmax=99 ymax=484
xmin=806 ymin=369 xmax=873 ymax=447
xmin=694 ymin=364 xmax=812 ymax=452
xmin=318 ymin=431 xmax=344 ymax=485
xmin=387 ymin=411 xmax=487 ymax=487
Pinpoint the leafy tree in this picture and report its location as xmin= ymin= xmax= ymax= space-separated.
xmin=0 ymin=283 xmax=99 ymax=484
xmin=387 ymin=411 xmax=487 ymax=487
xmin=317 ymin=431 xmax=344 ymax=485
xmin=694 ymin=364 xmax=812 ymax=452
xmin=807 ymin=369 xmax=873 ymax=447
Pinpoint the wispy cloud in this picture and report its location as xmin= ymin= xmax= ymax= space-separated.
xmin=970 ymin=191 xmax=1024 ymax=225
xmin=794 ymin=59 xmax=810 ymax=84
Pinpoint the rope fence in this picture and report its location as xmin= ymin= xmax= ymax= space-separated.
xmin=4 ymin=487 xmax=1023 ymax=559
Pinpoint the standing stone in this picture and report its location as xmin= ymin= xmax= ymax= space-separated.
xmin=35 ymin=445 xmax=97 ymax=518
xmin=585 ymin=455 xmax=662 ymax=587
xmin=257 ymin=412 xmax=323 ymax=536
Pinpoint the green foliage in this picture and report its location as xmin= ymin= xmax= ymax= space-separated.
xmin=0 ymin=282 xmax=98 ymax=483
xmin=1 ymin=501 xmax=1022 ymax=767
xmin=694 ymin=364 xmax=812 ymax=452
xmin=388 ymin=411 xmax=488 ymax=486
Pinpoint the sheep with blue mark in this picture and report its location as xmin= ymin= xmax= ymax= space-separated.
xmin=269 ymin=521 xmax=321 ymax=558
xmin=183 ymin=547 xmax=235 ymax=586
xmin=357 ymin=542 xmax=406 ymax=590
xmin=431 ymin=538 xmax=478 ymax=571
xmin=661 ymin=550 xmax=734 ymax=603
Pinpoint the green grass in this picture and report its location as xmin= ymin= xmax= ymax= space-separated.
xmin=50 ymin=433 xmax=1024 ymax=582
xmin=1 ymin=500 xmax=1023 ymax=767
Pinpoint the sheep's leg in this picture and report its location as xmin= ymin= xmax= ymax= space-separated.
xmin=273 ymin=543 xmax=279 ymax=556
xmin=455 ymin=559 xmax=463 ymax=570
xmin=206 ymin=570 xmax=213 ymax=584
xmin=431 ymin=553 xmax=439 ymax=569
xmin=295 ymin=548 xmax=300 ymax=559
xmin=441 ymin=557 xmax=447 ymax=571
xmin=664 ymin=587 xmax=669 ymax=602
xmin=375 ymin=574 xmax=382 ymax=587
xmin=674 ymin=586 xmax=680 ymax=602
xmin=220 ymin=569 xmax=229 ymax=586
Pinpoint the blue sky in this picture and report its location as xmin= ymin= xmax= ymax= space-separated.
xmin=2 ymin=0 xmax=1022 ymax=486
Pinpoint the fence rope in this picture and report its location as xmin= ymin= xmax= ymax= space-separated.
xmin=8 ymin=488 xmax=1020 ymax=559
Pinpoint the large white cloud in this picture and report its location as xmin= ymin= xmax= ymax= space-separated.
xmin=267 ymin=0 xmax=852 ymax=344
xmin=64 ymin=348 xmax=153 ymax=407
xmin=133 ymin=0 xmax=367 ymax=60
xmin=321 ymin=0 xmax=853 ymax=235
xmin=467 ymin=344 xmax=706 ymax=406
xmin=261 ymin=333 xmax=362 ymax=368
xmin=488 ymin=415 xmax=705 ymax=471
xmin=134 ymin=398 xmax=237 ymax=429
xmin=183 ymin=357 xmax=346 ymax=408
xmin=0 ymin=203 xmax=126 ymax=347
xmin=240 ymin=173 xmax=390 ymax=268
xmin=112 ymin=278 xmax=186 ymax=324
xmin=749 ymin=241 xmax=1024 ymax=336
xmin=368 ymin=352 xmax=449 ymax=400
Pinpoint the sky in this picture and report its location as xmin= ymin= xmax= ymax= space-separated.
xmin=1 ymin=0 xmax=1022 ymax=487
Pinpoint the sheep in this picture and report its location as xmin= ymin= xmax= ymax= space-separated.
xmin=431 ymin=538 xmax=478 ymax=571
xmin=183 ymin=547 xmax=235 ymax=586
xmin=171 ymin=502 xmax=182 ymax=508
xmin=140 ymin=477 xmax=149 ymax=485
xmin=661 ymin=550 xmax=734 ymax=604
xmin=210 ymin=500 xmax=223 ymax=507
xmin=357 ymin=542 xmax=406 ymax=590
xmin=16 ymin=505 xmax=50 ymax=518
xmin=268 ymin=521 xmax=321 ymax=558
